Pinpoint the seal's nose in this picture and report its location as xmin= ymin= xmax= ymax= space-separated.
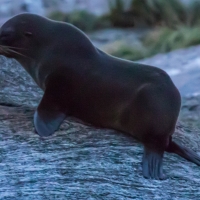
xmin=0 ymin=27 xmax=14 ymax=43
xmin=0 ymin=27 xmax=15 ymax=55
xmin=0 ymin=31 xmax=12 ymax=41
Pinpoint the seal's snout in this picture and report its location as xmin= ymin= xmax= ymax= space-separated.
xmin=0 ymin=27 xmax=16 ymax=56
xmin=0 ymin=46 xmax=3 ymax=54
xmin=0 ymin=28 xmax=14 ymax=44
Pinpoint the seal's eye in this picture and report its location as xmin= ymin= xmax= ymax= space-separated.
xmin=24 ymin=32 xmax=32 ymax=37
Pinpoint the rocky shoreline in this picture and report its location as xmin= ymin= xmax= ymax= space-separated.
xmin=0 ymin=42 xmax=200 ymax=199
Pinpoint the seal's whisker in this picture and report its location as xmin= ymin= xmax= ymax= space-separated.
xmin=0 ymin=47 xmax=9 ymax=54
xmin=0 ymin=45 xmax=26 ymax=50
xmin=6 ymin=48 xmax=31 ymax=59
xmin=0 ymin=45 xmax=32 ymax=59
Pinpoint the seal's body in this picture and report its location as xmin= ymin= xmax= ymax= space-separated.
xmin=0 ymin=13 xmax=199 ymax=179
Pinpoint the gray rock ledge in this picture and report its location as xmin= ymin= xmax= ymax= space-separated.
xmin=0 ymin=54 xmax=200 ymax=200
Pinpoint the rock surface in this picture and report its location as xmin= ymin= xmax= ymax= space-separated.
xmin=0 ymin=44 xmax=200 ymax=199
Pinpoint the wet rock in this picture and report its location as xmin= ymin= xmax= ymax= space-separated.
xmin=0 ymin=51 xmax=200 ymax=199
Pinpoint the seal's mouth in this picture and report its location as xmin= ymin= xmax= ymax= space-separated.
xmin=0 ymin=44 xmax=28 ymax=58
xmin=0 ymin=45 xmax=9 ymax=55
xmin=0 ymin=28 xmax=31 ymax=58
xmin=0 ymin=44 xmax=13 ymax=56
xmin=0 ymin=45 xmax=3 ymax=54
xmin=0 ymin=31 xmax=10 ymax=55
xmin=0 ymin=28 xmax=19 ymax=57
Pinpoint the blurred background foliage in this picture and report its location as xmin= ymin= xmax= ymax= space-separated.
xmin=49 ymin=10 xmax=111 ymax=32
xmin=48 ymin=0 xmax=200 ymax=61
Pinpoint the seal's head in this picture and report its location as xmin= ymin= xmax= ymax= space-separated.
xmin=0 ymin=13 xmax=51 ymax=59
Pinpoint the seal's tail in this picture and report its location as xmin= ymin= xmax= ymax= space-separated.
xmin=166 ymin=140 xmax=200 ymax=166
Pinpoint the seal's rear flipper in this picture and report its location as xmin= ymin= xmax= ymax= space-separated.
xmin=166 ymin=140 xmax=200 ymax=166
xmin=142 ymin=146 xmax=166 ymax=180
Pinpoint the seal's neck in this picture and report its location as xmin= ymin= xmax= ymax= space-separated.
xmin=16 ymin=57 xmax=39 ymax=81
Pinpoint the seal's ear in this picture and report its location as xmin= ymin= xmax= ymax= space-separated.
xmin=24 ymin=32 xmax=32 ymax=37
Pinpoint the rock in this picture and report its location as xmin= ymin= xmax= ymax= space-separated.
xmin=0 ymin=53 xmax=200 ymax=199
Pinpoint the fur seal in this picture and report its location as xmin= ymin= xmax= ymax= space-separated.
xmin=0 ymin=13 xmax=199 ymax=179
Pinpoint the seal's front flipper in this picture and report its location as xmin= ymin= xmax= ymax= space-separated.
xmin=34 ymin=80 xmax=66 ymax=137
xmin=142 ymin=146 xmax=166 ymax=180
xmin=34 ymin=110 xmax=66 ymax=137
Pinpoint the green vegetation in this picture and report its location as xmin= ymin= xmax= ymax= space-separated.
xmin=106 ymin=26 xmax=200 ymax=61
xmin=48 ymin=0 xmax=200 ymax=30
xmin=48 ymin=10 xmax=110 ymax=32
xmin=48 ymin=0 xmax=200 ymax=60
xmin=105 ymin=0 xmax=200 ymax=60
xmin=187 ymin=1 xmax=200 ymax=26
xmin=104 ymin=41 xmax=147 ymax=61
xmin=48 ymin=11 xmax=67 ymax=22
xmin=106 ymin=0 xmax=200 ymax=28
xmin=107 ymin=0 xmax=135 ymax=27
xmin=130 ymin=0 xmax=186 ymax=28
xmin=144 ymin=26 xmax=200 ymax=55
